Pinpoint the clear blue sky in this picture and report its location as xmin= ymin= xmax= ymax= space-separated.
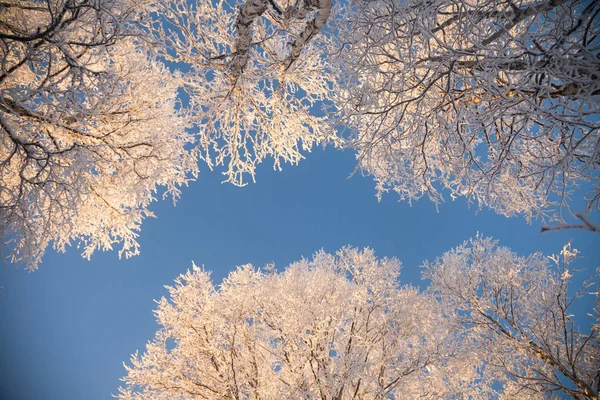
xmin=1 ymin=147 xmax=598 ymax=399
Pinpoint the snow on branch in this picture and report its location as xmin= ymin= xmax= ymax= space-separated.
xmin=229 ymin=0 xmax=333 ymax=76
xmin=285 ymin=0 xmax=332 ymax=67
xmin=121 ymin=241 xmax=600 ymax=399
xmin=230 ymin=0 xmax=270 ymax=78
xmin=332 ymin=0 xmax=600 ymax=223
xmin=541 ymin=212 xmax=600 ymax=233
xmin=0 ymin=0 xmax=199 ymax=270
xmin=147 ymin=0 xmax=335 ymax=187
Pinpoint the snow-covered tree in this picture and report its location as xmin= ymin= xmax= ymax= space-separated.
xmin=120 ymin=241 xmax=598 ymax=399
xmin=333 ymin=0 xmax=600 ymax=225
xmin=0 ymin=0 xmax=198 ymax=270
xmin=424 ymin=236 xmax=600 ymax=398
xmin=119 ymin=248 xmax=490 ymax=399
xmin=147 ymin=0 xmax=336 ymax=186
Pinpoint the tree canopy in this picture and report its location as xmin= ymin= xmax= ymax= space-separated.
xmin=145 ymin=0 xmax=336 ymax=186
xmin=119 ymin=239 xmax=599 ymax=399
xmin=2 ymin=0 xmax=598 ymax=270
xmin=0 ymin=0 xmax=198 ymax=270
xmin=152 ymin=0 xmax=600 ymax=223
xmin=332 ymin=0 xmax=600 ymax=224
xmin=1 ymin=1 xmax=598 ymax=398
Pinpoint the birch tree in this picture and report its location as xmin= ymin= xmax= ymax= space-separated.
xmin=148 ymin=0 xmax=335 ymax=186
xmin=119 ymin=248 xmax=490 ymax=399
xmin=120 ymin=241 xmax=598 ymax=399
xmin=0 ymin=0 xmax=198 ymax=270
xmin=424 ymin=237 xmax=600 ymax=398
xmin=333 ymin=0 xmax=600 ymax=225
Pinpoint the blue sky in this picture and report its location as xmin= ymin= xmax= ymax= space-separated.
xmin=1 ymin=147 xmax=598 ymax=399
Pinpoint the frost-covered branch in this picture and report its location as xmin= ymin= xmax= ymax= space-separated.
xmin=148 ymin=0 xmax=335 ymax=186
xmin=119 ymin=248 xmax=491 ymax=399
xmin=0 ymin=0 xmax=198 ymax=270
xmin=541 ymin=212 xmax=600 ymax=233
xmin=285 ymin=0 xmax=332 ymax=67
xmin=230 ymin=0 xmax=271 ymax=78
xmin=425 ymin=237 xmax=599 ymax=399
xmin=121 ymin=240 xmax=599 ymax=399
xmin=332 ymin=0 xmax=600 ymax=223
